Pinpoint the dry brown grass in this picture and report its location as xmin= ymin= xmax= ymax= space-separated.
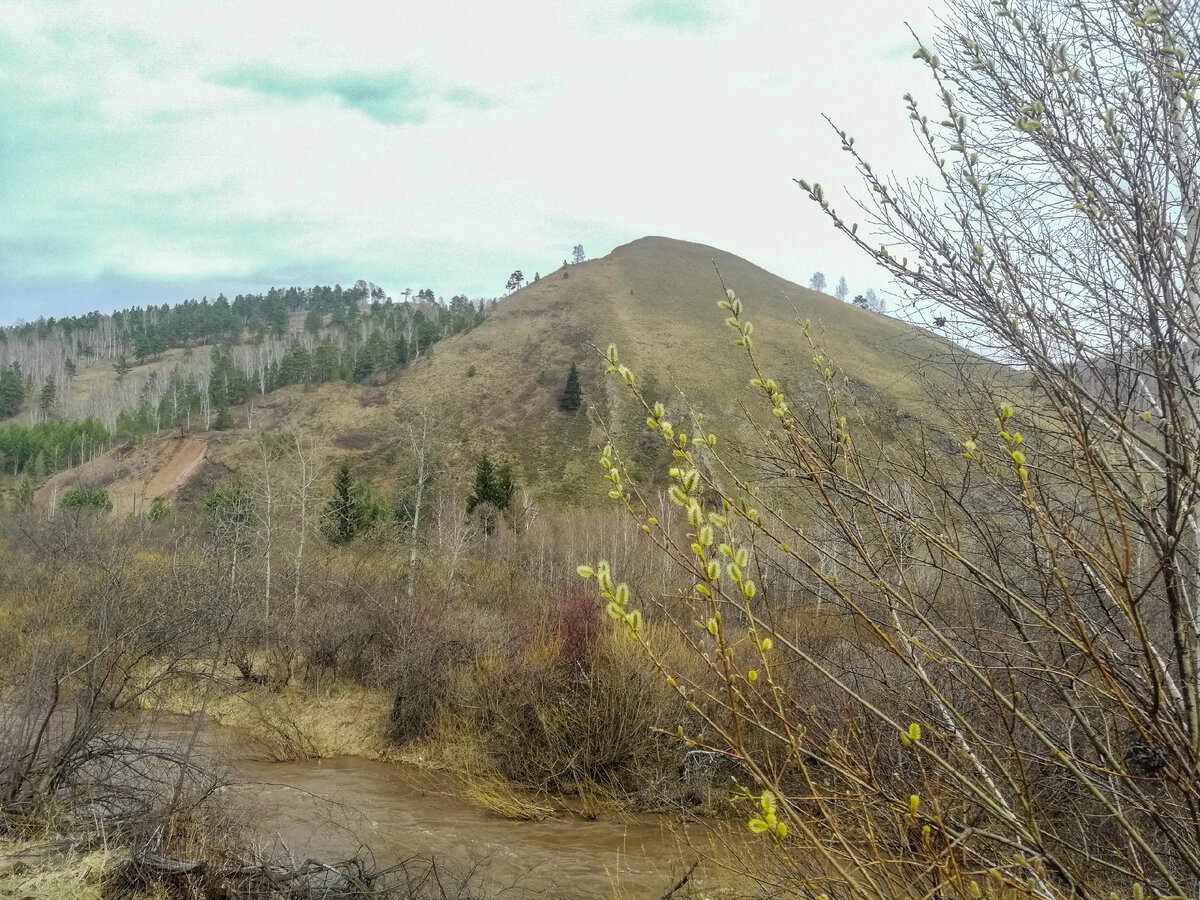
xmin=143 ymin=675 xmax=392 ymax=762
xmin=0 ymin=839 xmax=113 ymax=900
xmin=459 ymin=773 xmax=557 ymax=821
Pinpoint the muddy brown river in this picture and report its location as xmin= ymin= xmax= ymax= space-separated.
xmin=148 ymin=716 xmax=735 ymax=898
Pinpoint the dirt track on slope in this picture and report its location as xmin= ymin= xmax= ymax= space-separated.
xmin=38 ymin=436 xmax=210 ymax=516
xmin=141 ymin=438 xmax=207 ymax=502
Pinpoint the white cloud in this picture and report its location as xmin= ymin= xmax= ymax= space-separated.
xmin=0 ymin=0 xmax=948 ymax=320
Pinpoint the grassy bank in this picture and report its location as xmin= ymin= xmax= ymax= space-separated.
xmin=141 ymin=666 xmax=394 ymax=762
xmin=0 ymin=839 xmax=111 ymax=900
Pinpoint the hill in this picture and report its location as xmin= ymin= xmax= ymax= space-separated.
xmin=33 ymin=237 xmax=994 ymax=511
xmin=335 ymin=236 xmax=986 ymax=493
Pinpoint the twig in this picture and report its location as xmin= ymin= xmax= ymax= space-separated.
xmin=660 ymin=858 xmax=700 ymax=899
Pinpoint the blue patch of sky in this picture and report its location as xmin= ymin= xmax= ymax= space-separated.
xmin=443 ymin=85 xmax=500 ymax=110
xmin=218 ymin=67 xmax=432 ymax=125
xmin=626 ymin=0 xmax=721 ymax=32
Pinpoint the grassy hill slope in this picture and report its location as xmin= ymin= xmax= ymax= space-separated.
xmin=358 ymin=236 xmax=983 ymax=492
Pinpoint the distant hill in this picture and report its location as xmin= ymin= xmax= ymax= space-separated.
xmin=32 ymin=237 xmax=996 ymax=511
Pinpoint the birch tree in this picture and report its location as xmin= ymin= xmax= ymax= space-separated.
xmin=286 ymin=430 xmax=319 ymax=616
xmin=250 ymin=435 xmax=281 ymax=619
xmin=396 ymin=408 xmax=436 ymax=603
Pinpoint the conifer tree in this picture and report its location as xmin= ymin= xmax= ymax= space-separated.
xmin=323 ymin=461 xmax=363 ymax=544
xmin=559 ymin=363 xmax=582 ymax=411
xmin=465 ymin=455 xmax=496 ymax=515
xmin=213 ymin=402 xmax=233 ymax=431
xmin=60 ymin=487 xmax=112 ymax=515
xmin=0 ymin=366 xmax=23 ymax=418
xmin=466 ymin=454 xmax=516 ymax=534
xmin=38 ymin=377 xmax=56 ymax=416
xmin=14 ymin=474 xmax=33 ymax=511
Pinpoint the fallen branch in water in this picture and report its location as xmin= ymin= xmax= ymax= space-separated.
xmin=660 ymin=858 xmax=700 ymax=899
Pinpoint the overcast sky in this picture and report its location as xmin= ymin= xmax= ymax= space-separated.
xmin=0 ymin=0 xmax=942 ymax=325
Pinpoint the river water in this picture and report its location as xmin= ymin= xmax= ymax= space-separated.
xmin=149 ymin=715 xmax=730 ymax=899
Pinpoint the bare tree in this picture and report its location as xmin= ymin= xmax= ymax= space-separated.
xmin=434 ymin=490 xmax=480 ymax=585
xmin=250 ymin=434 xmax=281 ymax=619
xmin=397 ymin=407 xmax=436 ymax=603
xmin=0 ymin=518 xmax=235 ymax=845
xmin=286 ymin=429 xmax=319 ymax=616
xmin=140 ymin=370 xmax=164 ymax=433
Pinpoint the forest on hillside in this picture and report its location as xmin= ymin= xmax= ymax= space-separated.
xmin=0 ymin=282 xmax=493 ymax=479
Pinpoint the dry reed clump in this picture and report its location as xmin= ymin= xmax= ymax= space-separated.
xmin=142 ymin=672 xmax=393 ymax=762
xmin=458 ymin=772 xmax=557 ymax=821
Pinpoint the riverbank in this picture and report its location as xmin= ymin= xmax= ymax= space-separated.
xmin=135 ymin=635 xmax=711 ymax=824
xmin=138 ymin=669 xmax=582 ymax=823
xmin=147 ymin=709 xmax=741 ymax=898
xmin=0 ymin=709 xmax=735 ymax=900
xmin=139 ymin=666 xmax=395 ymax=762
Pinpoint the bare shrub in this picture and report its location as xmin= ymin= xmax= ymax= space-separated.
xmin=0 ymin=518 xmax=248 ymax=894
xmin=475 ymin=628 xmax=677 ymax=796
